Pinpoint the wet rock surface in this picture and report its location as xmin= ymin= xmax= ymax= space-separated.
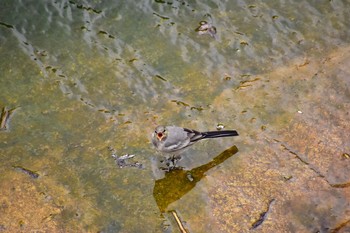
xmin=1 ymin=1 xmax=350 ymax=232
xmin=203 ymin=48 xmax=350 ymax=233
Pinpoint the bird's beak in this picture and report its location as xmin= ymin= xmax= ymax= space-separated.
xmin=156 ymin=133 xmax=165 ymax=141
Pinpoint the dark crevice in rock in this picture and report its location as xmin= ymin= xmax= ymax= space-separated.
xmin=250 ymin=199 xmax=275 ymax=230
xmin=330 ymin=218 xmax=350 ymax=233
xmin=277 ymin=140 xmax=350 ymax=189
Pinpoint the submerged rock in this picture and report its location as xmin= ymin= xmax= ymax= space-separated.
xmin=195 ymin=21 xmax=217 ymax=38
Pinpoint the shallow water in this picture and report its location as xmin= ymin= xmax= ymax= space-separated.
xmin=0 ymin=0 xmax=349 ymax=232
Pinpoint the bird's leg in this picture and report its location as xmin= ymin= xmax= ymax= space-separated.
xmin=159 ymin=156 xmax=173 ymax=171
xmin=168 ymin=154 xmax=182 ymax=169
xmin=160 ymin=155 xmax=182 ymax=171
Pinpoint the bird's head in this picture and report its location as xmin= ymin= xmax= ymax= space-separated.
xmin=154 ymin=125 xmax=168 ymax=141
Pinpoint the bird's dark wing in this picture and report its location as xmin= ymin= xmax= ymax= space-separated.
xmin=183 ymin=128 xmax=205 ymax=142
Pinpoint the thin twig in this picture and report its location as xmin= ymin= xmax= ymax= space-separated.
xmin=171 ymin=210 xmax=188 ymax=233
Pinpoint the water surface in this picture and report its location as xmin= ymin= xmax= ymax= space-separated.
xmin=0 ymin=0 xmax=349 ymax=232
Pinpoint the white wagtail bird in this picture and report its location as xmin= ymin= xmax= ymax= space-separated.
xmin=152 ymin=125 xmax=238 ymax=158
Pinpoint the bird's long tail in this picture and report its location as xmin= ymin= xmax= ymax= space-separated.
xmin=201 ymin=130 xmax=239 ymax=139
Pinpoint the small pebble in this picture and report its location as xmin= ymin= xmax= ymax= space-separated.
xmin=216 ymin=123 xmax=225 ymax=130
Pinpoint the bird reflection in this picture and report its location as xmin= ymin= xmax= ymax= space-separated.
xmin=153 ymin=145 xmax=239 ymax=213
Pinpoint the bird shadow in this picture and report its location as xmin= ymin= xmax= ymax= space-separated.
xmin=153 ymin=145 xmax=239 ymax=213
